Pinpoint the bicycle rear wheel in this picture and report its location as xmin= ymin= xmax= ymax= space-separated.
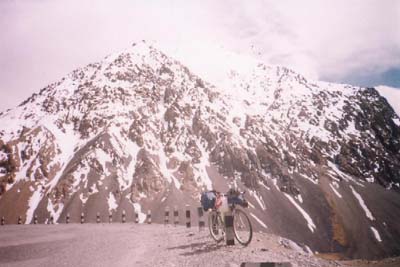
xmin=233 ymin=209 xmax=253 ymax=246
xmin=208 ymin=211 xmax=224 ymax=243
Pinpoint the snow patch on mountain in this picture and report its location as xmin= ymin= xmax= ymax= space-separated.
xmin=285 ymin=193 xmax=316 ymax=233
xmin=250 ymin=190 xmax=267 ymax=210
xmin=350 ymin=185 xmax=375 ymax=221
xmin=25 ymin=189 xmax=44 ymax=224
xmin=250 ymin=213 xmax=268 ymax=229
xmin=47 ymin=199 xmax=64 ymax=223
xmin=370 ymin=226 xmax=382 ymax=242
xmin=80 ymin=193 xmax=88 ymax=205
xmin=108 ymin=192 xmax=118 ymax=212
xmin=195 ymin=139 xmax=213 ymax=190
xmin=133 ymin=203 xmax=147 ymax=223
xmin=329 ymin=183 xmax=343 ymax=198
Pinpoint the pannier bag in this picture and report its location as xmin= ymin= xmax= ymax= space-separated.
xmin=201 ymin=191 xmax=216 ymax=211
xmin=228 ymin=194 xmax=248 ymax=208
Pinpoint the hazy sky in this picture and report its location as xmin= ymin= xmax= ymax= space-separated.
xmin=1 ymin=0 xmax=399 ymax=111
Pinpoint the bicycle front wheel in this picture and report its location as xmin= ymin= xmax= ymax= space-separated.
xmin=233 ymin=209 xmax=253 ymax=246
xmin=208 ymin=211 xmax=224 ymax=243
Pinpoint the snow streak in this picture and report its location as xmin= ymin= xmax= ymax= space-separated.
xmin=370 ymin=226 xmax=382 ymax=242
xmin=285 ymin=193 xmax=316 ymax=233
xmin=350 ymin=185 xmax=375 ymax=221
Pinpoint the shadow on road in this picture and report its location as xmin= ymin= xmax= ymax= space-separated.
xmin=0 ymin=240 xmax=67 ymax=264
xmin=168 ymin=241 xmax=224 ymax=256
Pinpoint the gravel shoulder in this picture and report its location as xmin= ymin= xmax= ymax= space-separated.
xmin=0 ymin=224 xmax=398 ymax=267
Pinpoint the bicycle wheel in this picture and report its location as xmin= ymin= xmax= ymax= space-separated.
xmin=208 ymin=211 xmax=225 ymax=243
xmin=233 ymin=209 xmax=253 ymax=246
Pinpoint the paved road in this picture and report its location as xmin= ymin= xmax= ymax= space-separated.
xmin=0 ymin=224 xmax=398 ymax=267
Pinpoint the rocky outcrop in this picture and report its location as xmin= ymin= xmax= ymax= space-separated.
xmin=0 ymin=141 xmax=18 ymax=194
xmin=131 ymin=149 xmax=166 ymax=196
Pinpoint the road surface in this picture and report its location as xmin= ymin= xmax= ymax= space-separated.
xmin=0 ymin=224 xmax=398 ymax=267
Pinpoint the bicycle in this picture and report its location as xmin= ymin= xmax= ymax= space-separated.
xmin=207 ymin=190 xmax=253 ymax=246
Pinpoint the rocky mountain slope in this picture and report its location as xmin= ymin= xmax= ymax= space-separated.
xmin=0 ymin=41 xmax=399 ymax=259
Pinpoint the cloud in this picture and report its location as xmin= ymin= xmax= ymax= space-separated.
xmin=218 ymin=0 xmax=400 ymax=80
xmin=0 ymin=0 xmax=399 ymax=111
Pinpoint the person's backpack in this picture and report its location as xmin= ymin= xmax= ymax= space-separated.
xmin=200 ymin=191 xmax=216 ymax=211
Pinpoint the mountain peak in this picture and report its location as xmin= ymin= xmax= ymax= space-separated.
xmin=0 ymin=43 xmax=400 ymax=260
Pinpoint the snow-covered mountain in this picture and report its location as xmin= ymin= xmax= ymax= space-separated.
xmin=376 ymin=85 xmax=400 ymax=117
xmin=1 ymin=41 xmax=400 ymax=260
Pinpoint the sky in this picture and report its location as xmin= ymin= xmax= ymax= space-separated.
xmin=0 ymin=0 xmax=399 ymax=112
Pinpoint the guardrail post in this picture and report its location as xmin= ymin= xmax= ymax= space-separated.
xmin=81 ymin=212 xmax=85 ymax=224
xmin=147 ymin=210 xmax=152 ymax=224
xmin=66 ymin=213 xmax=70 ymax=224
xmin=18 ymin=216 xmax=22 ymax=225
xmin=185 ymin=205 xmax=191 ymax=228
xmin=135 ymin=210 xmax=139 ymax=223
xmin=109 ymin=212 xmax=113 ymax=223
xmin=225 ymin=211 xmax=235 ymax=246
xmin=164 ymin=207 xmax=169 ymax=225
xmin=174 ymin=206 xmax=179 ymax=226
xmin=197 ymin=207 xmax=205 ymax=231
xmin=122 ymin=210 xmax=126 ymax=223
xmin=34 ymin=214 xmax=38 ymax=224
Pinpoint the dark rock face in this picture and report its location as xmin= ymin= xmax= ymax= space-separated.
xmin=0 ymin=41 xmax=400 ymax=259
xmin=0 ymin=141 xmax=18 ymax=194
xmin=334 ymin=88 xmax=400 ymax=188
